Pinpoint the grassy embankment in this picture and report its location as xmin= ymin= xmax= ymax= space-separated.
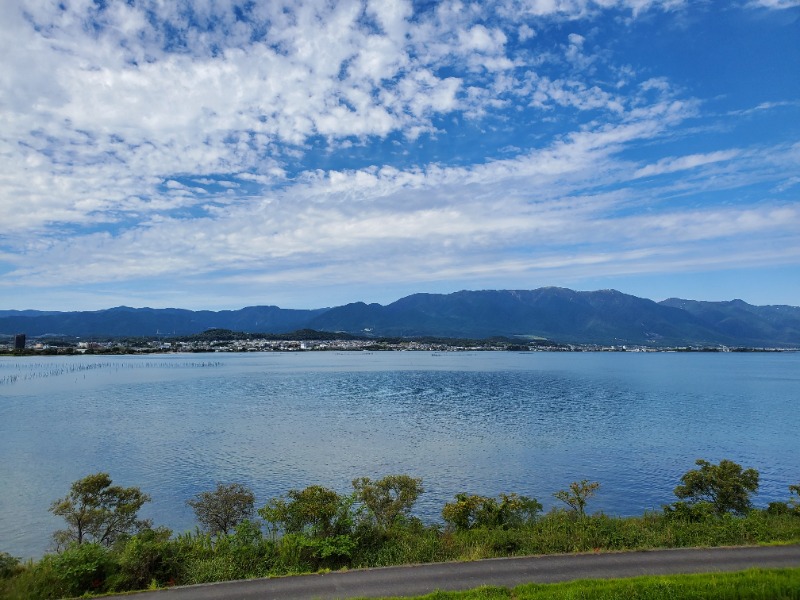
xmin=3 ymin=464 xmax=799 ymax=599
xmin=2 ymin=509 xmax=800 ymax=599
xmin=363 ymin=568 xmax=800 ymax=600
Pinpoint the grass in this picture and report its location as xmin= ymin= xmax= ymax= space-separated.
xmin=383 ymin=510 xmax=800 ymax=565
xmin=4 ymin=489 xmax=800 ymax=600
xmin=3 ymin=511 xmax=800 ymax=599
xmin=365 ymin=568 xmax=800 ymax=600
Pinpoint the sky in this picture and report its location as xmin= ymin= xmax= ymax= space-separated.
xmin=1 ymin=0 xmax=799 ymax=311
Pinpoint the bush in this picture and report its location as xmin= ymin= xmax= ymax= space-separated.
xmin=187 ymin=483 xmax=255 ymax=536
xmin=109 ymin=526 xmax=180 ymax=591
xmin=52 ymin=542 xmax=115 ymax=595
xmin=352 ymin=475 xmax=424 ymax=530
xmin=442 ymin=493 xmax=542 ymax=531
xmin=790 ymin=483 xmax=800 ymax=515
xmin=259 ymin=485 xmax=353 ymax=539
xmin=766 ymin=501 xmax=792 ymax=516
xmin=673 ymin=459 xmax=759 ymax=515
xmin=663 ymin=500 xmax=717 ymax=522
xmin=217 ymin=520 xmax=275 ymax=578
xmin=158 ymin=523 xmax=276 ymax=585
xmin=0 ymin=552 xmax=21 ymax=579
xmin=553 ymin=480 xmax=600 ymax=518
xmin=9 ymin=543 xmax=116 ymax=599
xmin=272 ymin=533 xmax=317 ymax=574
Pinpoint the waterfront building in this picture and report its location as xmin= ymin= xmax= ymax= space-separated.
xmin=14 ymin=333 xmax=26 ymax=350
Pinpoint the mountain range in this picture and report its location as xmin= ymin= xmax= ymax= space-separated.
xmin=2 ymin=288 xmax=799 ymax=347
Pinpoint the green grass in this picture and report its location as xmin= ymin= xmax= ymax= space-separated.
xmin=384 ymin=510 xmax=800 ymax=566
xmin=365 ymin=568 xmax=800 ymax=600
xmin=4 ymin=512 xmax=800 ymax=599
xmin=3 ymin=509 xmax=800 ymax=599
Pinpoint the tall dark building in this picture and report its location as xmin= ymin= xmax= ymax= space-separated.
xmin=14 ymin=334 xmax=26 ymax=350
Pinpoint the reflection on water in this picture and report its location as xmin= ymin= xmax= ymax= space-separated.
xmin=1 ymin=351 xmax=798 ymax=558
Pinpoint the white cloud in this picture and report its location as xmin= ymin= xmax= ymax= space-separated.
xmin=518 ymin=24 xmax=537 ymax=41
xmin=0 ymin=0 xmax=676 ymax=236
xmin=0 ymin=0 xmax=797 ymax=309
xmin=503 ymin=0 xmax=687 ymax=18
xmin=747 ymin=0 xmax=800 ymax=8
xmin=459 ymin=25 xmax=508 ymax=54
xmin=633 ymin=150 xmax=741 ymax=178
xmin=4 ymin=99 xmax=796 ymax=293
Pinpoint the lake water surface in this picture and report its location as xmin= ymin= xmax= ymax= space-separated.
xmin=1 ymin=351 xmax=798 ymax=558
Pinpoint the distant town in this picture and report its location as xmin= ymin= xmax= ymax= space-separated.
xmin=1 ymin=330 xmax=791 ymax=355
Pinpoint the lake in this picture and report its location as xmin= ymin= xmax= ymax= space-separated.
xmin=1 ymin=351 xmax=798 ymax=558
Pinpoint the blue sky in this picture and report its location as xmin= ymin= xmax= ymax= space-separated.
xmin=1 ymin=0 xmax=799 ymax=311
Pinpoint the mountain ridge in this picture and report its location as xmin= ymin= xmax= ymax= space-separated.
xmin=1 ymin=288 xmax=798 ymax=347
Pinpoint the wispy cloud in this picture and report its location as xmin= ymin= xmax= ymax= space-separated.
xmin=747 ymin=0 xmax=800 ymax=8
xmin=1 ymin=0 xmax=798 ymax=309
xmin=633 ymin=150 xmax=741 ymax=178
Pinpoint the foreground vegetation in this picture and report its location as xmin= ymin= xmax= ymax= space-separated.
xmin=364 ymin=568 xmax=800 ymax=600
xmin=1 ymin=461 xmax=799 ymax=599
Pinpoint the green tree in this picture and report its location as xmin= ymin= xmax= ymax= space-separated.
xmin=495 ymin=493 xmax=542 ymax=528
xmin=49 ymin=473 xmax=151 ymax=549
xmin=259 ymin=485 xmax=352 ymax=539
xmin=0 ymin=551 xmax=20 ymax=579
xmin=258 ymin=485 xmax=356 ymax=570
xmin=788 ymin=483 xmax=800 ymax=514
xmin=554 ymin=480 xmax=600 ymax=518
xmin=442 ymin=492 xmax=542 ymax=530
xmin=673 ymin=459 xmax=759 ymax=515
xmin=352 ymin=475 xmax=424 ymax=530
xmin=442 ymin=493 xmax=488 ymax=530
xmin=187 ymin=483 xmax=255 ymax=536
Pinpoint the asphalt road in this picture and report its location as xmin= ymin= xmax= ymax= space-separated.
xmin=115 ymin=545 xmax=800 ymax=600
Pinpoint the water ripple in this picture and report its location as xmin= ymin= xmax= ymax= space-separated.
xmin=1 ymin=351 xmax=798 ymax=558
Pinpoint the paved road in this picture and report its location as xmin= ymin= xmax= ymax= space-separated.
xmin=117 ymin=545 xmax=800 ymax=600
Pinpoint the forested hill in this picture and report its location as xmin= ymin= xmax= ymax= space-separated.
xmin=0 ymin=306 xmax=327 ymax=339
xmin=2 ymin=288 xmax=799 ymax=347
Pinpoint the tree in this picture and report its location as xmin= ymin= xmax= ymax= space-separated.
xmin=790 ymin=483 xmax=800 ymax=509
xmin=187 ymin=483 xmax=255 ymax=536
xmin=673 ymin=459 xmax=759 ymax=515
xmin=442 ymin=492 xmax=541 ymax=530
xmin=352 ymin=475 xmax=424 ymax=530
xmin=259 ymin=485 xmax=352 ymax=539
xmin=554 ymin=480 xmax=600 ymax=517
xmin=495 ymin=493 xmax=543 ymax=528
xmin=0 ymin=551 xmax=20 ymax=579
xmin=443 ymin=493 xmax=491 ymax=530
xmin=50 ymin=473 xmax=151 ymax=549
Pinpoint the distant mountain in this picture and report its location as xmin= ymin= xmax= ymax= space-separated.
xmin=0 ymin=305 xmax=328 ymax=338
xmin=1 ymin=288 xmax=798 ymax=347
xmin=0 ymin=310 xmax=62 ymax=318
xmin=307 ymin=288 xmax=724 ymax=345
xmin=659 ymin=298 xmax=800 ymax=347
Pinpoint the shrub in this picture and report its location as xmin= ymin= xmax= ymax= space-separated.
xmin=109 ymin=526 xmax=180 ymax=591
xmin=0 ymin=552 xmax=21 ymax=579
xmin=352 ymin=475 xmax=424 ymax=530
xmin=766 ymin=501 xmax=792 ymax=516
xmin=790 ymin=483 xmax=800 ymax=515
xmin=259 ymin=485 xmax=353 ymax=539
xmin=553 ymin=480 xmax=600 ymax=517
xmin=187 ymin=483 xmax=255 ymax=536
xmin=673 ymin=459 xmax=759 ymax=515
xmin=443 ymin=493 xmax=542 ymax=531
xmin=663 ymin=500 xmax=717 ymax=522
xmin=13 ymin=542 xmax=117 ymax=599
